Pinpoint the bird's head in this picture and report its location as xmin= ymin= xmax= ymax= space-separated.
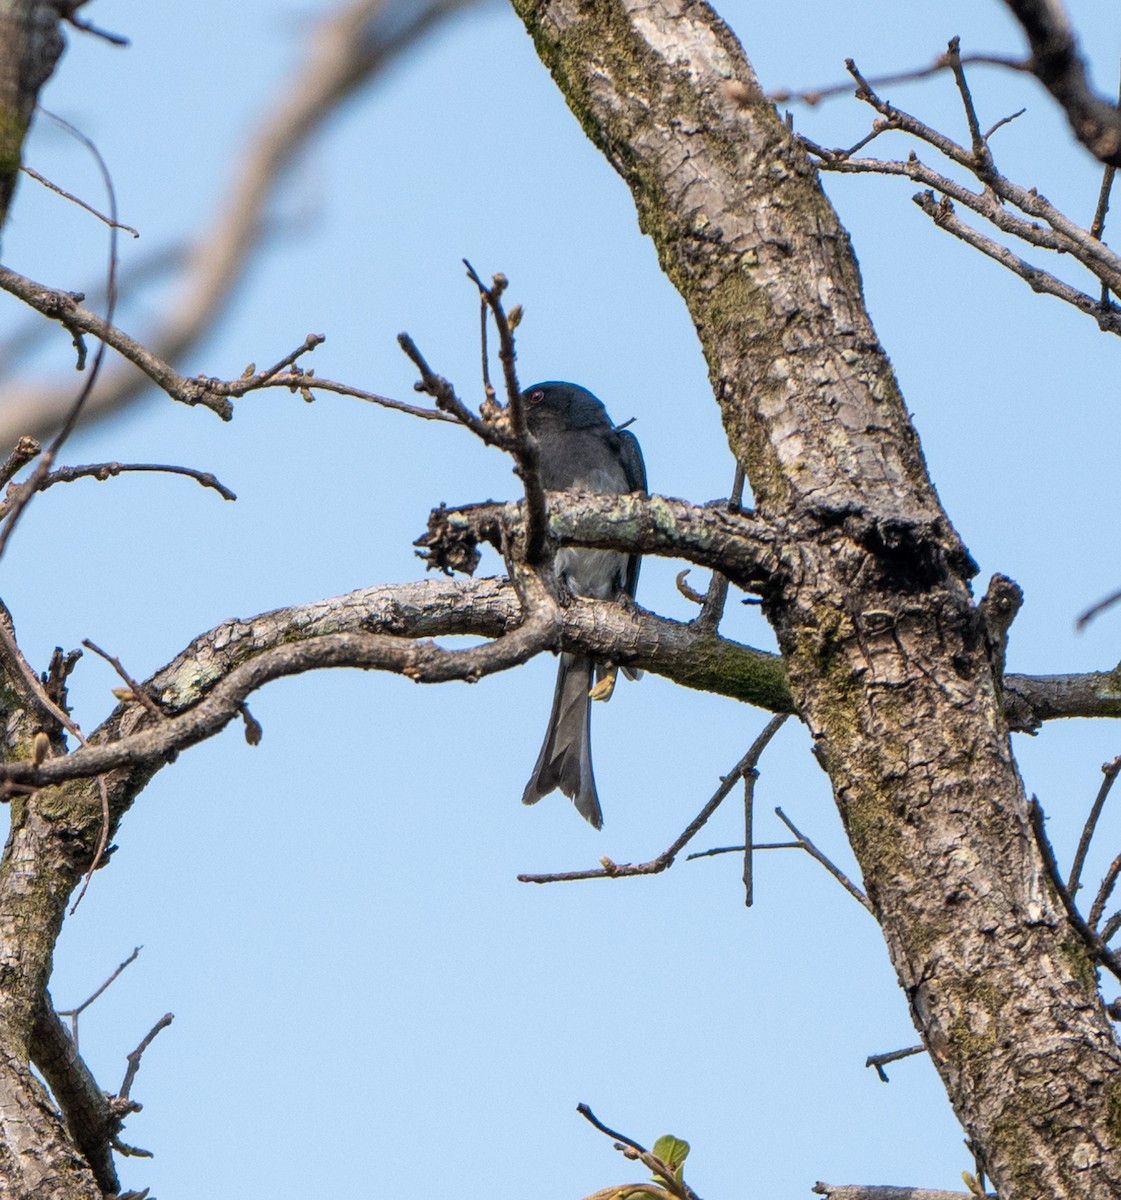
xmin=522 ymin=381 xmax=611 ymax=434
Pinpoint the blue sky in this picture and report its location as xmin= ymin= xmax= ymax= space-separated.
xmin=1 ymin=2 xmax=1119 ymax=1197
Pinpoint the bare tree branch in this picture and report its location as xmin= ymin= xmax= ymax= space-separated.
xmin=517 ymin=714 xmax=787 ymax=884
xmin=804 ymin=48 xmax=1121 ymax=331
xmin=0 ymin=0 xmax=486 ymax=444
xmin=1000 ymin=0 xmax=1121 ymax=166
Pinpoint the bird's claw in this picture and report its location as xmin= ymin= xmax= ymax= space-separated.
xmin=589 ymin=670 xmax=617 ymax=702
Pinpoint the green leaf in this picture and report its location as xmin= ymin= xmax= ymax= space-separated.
xmin=651 ymin=1135 xmax=690 ymax=1181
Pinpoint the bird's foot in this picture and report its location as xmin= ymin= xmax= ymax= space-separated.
xmin=589 ymin=669 xmax=617 ymax=703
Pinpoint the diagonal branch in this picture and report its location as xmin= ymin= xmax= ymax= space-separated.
xmin=1000 ymin=0 xmax=1121 ymax=166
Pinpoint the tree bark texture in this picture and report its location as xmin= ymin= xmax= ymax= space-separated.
xmin=0 ymin=1 xmax=67 ymax=227
xmin=511 ymin=2 xmax=1121 ymax=1197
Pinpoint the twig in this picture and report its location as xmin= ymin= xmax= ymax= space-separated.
xmin=518 ymin=715 xmax=787 ymax=885
xmin=462 ymin=262 xmax=547 ymax=565
xmin=865 ymin=1043 xmax=924 ymax=1082
xmin=804 ymin=59 xmax=1121 ymax=331
xmin=20 ymin=165 xmax=139 ymax=236
xmin=57 ymin=947 xmax=142 ymax=1047
xmin=913 ymin=191 xmax=1121 ymax=335
xmin=64 ymin=9 xmax=129 ymax=45
xmin=774 ymin=807 xmax=873 ymax=911
xmin=0 ymin=266 xmax=454 ymax=425
xmin=69 ymin=778 xmax=112 ymax=914
xmin=1103 ymin=910 xmax=1121 ymax=943
xmin=1077 ymin=587 xmax=1121 ymax=630
xmin=741 ymin=769 xmax=754 ymax=906
xmin=1068 ymin=755 xmax=1121 ymax=896
xmin=0 ymin=436 xmax=40 ymax=487
xmin=770 ymin=50 xmax=1028 ymax=107
xmin=0 ymin=461 xmax=237 ymax=518
xmin=1091 ymin=163 xmax=1117 ymax=244
xmin=686 ymin=841 xmax=801 ymax=859
xmin=675 ymin=570 xmax=707 ymax=605
xmin=1028 ymin=797 xmax=1121 ymax=985
xmin=463 ymin=261 xmax=521 ymax=419
xmin=1090 ymin=58 xmax=1121 ymax=302
xmin=82 ymin=640 xmax=165 ymax=721
xmin=945 ymin=38 xmax=993 ymax=172
xmin=0 ymin=111 xmax=122 ymax=565
xmin=119 ymin=1013 xmax=173 ymax=1100
xmin=982 ymin=107 xmax=1026 ymax=141
xmin=577 ymin=1103 xmax=649 ymax=1155
xmin=260 ymin=372 xmax=456 ymax=422
xmin=1089 ymin=852 xmax=1121 ymax=932
xmin=576 ymin=1104 xmax=703 ymax=1200
xmin=397 ymin=332 xmax=501 ymax=444
xmin=696 ymin=462 xmax=745 ymax=631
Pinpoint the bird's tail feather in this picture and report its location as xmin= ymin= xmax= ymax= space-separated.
xmin=521 ymin=653 xmax=602 ymax=828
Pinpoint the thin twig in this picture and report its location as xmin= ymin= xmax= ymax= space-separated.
xmin=742 ymin=769 xmax=754 ymax=907
xmin=913 ymin=192 xmax=1121 ymax=335
xmin=462 ymin=262 xmax=546 ymax=565
xmin=686 ymin=841 xmax=801 ymax=860
xmin=675 ymin=570 xmax=707 ymax=605
xmin=577 ymin=1103 xmax=648 ymax=1155
xmin=20 ymin=165 xmax=139 ymax=236
xmin=0 ymin=111 xmax=121 ymax=565
xmin=1068 ymin=754 xmax=1121 ymax=896
xmin=1077 ymin=587 xmax=1121 ymax=631
xmin=982 ymin=107 xmax=1026 ymax=141
xmin=0 ymin=461 xmax=237 ymax=518
xmin=774 ymin=807 xmax=873 ymax=911
xmin=770 ymin=50 xmax=1028 ymax=107
xmin=865 ymin=1043 xmax=924 ymax=1082
xmin=81 ymin=641 xmax=165 ymax=721
xmin=119 ymin=1013 xmax=173 ymax=1101
xmin=803 ymin=57 xmax=1121 ymax=336
xmin=1090 ymin=58 xmax=1121 ymax=302
xmin=0 ymin=436 xmax=40 ymax=488
xmin=518 ymin=715 xmax=788 ymax=885
xmin=1089 ymin=852 xmax=1121 ymax=931
xmin=1029 ymin=797 xmax=1121 ymax=985
xmin=1092 ymin=170 xmax=1117 ymax=244
xmin=945 ymin=38 xmax=994 ymax=172
xmin=1103 ymin=909 xmax=1121 ymax=943
xmin=57 ymin=947 xmax=142 ymax=1047
xmin=696 ymin=462 xmax=745 ymax=631
xmin=0 ymin=0 xmax=485 ymax=445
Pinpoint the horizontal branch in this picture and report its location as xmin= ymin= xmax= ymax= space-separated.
xmin=0 ymin=576 xmax=790 ymax=791
xmin=0 ymin=267 xmax=453 ymax=426
xmin=1004 ymin=669 xmax=1121 ymax=724
xmin=416 ymin=492 xmax=781 ymax=590
xmin=0 ymin=576 xmax=1112 ymax=795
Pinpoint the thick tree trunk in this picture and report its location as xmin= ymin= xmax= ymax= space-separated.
xmin=511 ymin=2 xmax=1121 ymax=1196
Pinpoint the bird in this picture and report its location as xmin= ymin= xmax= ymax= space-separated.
xmin=520 ymin=381 xmax=647 ymax=828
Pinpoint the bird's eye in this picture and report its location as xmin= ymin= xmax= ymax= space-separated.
xmin=528 ymin=389 xmax=545 ymax=404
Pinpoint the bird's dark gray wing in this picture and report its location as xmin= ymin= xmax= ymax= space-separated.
xmin=617 ymin=428 xmax=646 ymax=494
xmin=615 ymin=428 xmax=646 ymax=600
